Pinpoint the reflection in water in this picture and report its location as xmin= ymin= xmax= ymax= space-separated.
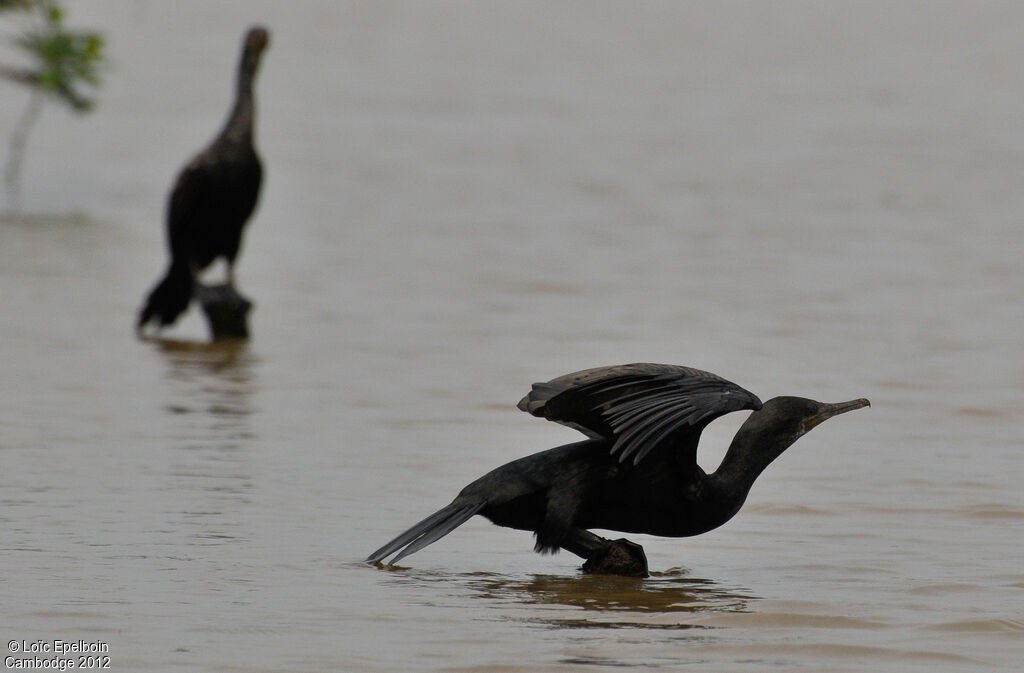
xmin=144 ymin=337 xmax=258 ymax=546
xmin=149 ymin=338 xmax=257 ymax=425
xmin=490 ymin=568 xmax=751 ymax=614
xmin=147 ymin=336 xmax=257 ymax=420
xmin=365 ymin=565 xmax=756 ymax=668
xmin=375 ymin=564 xmax=752 ymax=632
xmin=474 ymin=569 xmax=752 ymax=633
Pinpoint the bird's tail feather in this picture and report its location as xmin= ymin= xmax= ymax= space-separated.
xmin=137 ymin=262 xmax=194 ymax=330
xmin=365 ymin=500 xmax=485 ymax=566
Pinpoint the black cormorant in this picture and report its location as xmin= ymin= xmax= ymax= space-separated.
xmin=366 ymin=363 xmax=869 ymax=574
xmin=137 ymin=26 xmax=269 ymax=331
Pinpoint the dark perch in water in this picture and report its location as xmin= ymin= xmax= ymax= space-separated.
xmin=366 ymin=363 xmax=869 ymax=577
xmin=136 ymin=26 xmax=269 ymax=339
xmin=197 ymin=283 xmax=252 ymax=340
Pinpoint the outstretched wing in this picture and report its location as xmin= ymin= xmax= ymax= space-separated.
xmin=517 ymin=363 xmax=762 ymax=465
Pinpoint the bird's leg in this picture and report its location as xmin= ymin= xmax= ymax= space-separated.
xmin=560 ymin=528 xmax=613 ymax=559
xmin=188 ymin=261 xmax=204 ymax=295
xmin=561 ymin=528 xmax=648 ymax=577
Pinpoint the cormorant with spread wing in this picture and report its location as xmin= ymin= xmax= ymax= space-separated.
xmin=366 ymin=363 xmax=868 ymax=573
xmin=137 ymin=26 xmax=269 ymax=331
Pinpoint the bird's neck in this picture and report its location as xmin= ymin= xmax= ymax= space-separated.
xmin=222 ymin=58 xmax=258 ymax=145
xmin=709 ymin=431 xmax=781 ymax=504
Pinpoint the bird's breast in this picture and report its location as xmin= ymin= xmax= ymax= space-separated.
xmin=580 ymin=469 xmax=739 ymax=538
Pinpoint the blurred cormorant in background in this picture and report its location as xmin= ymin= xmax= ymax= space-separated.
xmin=366 ymin=363 xmax=868 ymax=575
xmin=137 ymin=26 xmax=269 ymax=331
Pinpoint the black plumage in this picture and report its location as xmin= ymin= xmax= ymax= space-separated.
xmin=137 ymin=26 xmax=269 ymax=331
xmin=366 ymin=363 xmax=869 ymax=571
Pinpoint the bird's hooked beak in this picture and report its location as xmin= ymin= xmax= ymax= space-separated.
xmin=803 ymin=398 xmax=870 ymax=432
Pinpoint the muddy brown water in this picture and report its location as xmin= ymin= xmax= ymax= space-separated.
xmin=2 ymin=2 xmax=1022 ymax=671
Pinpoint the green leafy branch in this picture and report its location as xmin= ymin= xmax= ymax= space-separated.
xmin=1 ymin=0 xmax=105 ymax=211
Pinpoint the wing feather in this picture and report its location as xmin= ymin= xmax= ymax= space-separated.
xmin=517 ymin=363 xmax=761 ymax=465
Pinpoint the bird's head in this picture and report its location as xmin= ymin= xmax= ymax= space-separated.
xmin=729 ymin=395 xmax=870 ymax=470
xmin=759 ymin=395 xmax=869 ymax=438
xmin=245 ymin=26 xmax=270 ymax=55
xmin=240 ymin=26 xmax=270 ymax=76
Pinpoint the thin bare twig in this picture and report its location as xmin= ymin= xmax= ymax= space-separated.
xmin=3 ymin=89 xmax=43 ymax=213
